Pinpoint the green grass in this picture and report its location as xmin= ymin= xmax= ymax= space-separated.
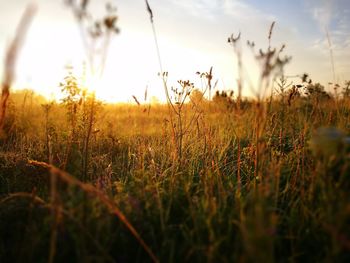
xmin=1 ymin=88 xmax=350 ymax=262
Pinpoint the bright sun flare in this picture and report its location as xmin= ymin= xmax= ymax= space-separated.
xmin=3 ymin=0 xmax=348 ymax=104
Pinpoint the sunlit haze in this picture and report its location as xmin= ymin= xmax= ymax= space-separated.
xmin=0 ymin=0 xmax=349 ymax=103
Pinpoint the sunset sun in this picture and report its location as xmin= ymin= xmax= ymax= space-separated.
xmin=2 ymin=0 xmax=347 ymax=103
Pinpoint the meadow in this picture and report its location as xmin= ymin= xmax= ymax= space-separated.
xmin=1 ymin=1 xmax=350 ymax=263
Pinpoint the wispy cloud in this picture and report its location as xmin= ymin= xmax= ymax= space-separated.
xmin=303 ymin=0 xmax=350 ymax=82
xmin=222 ymin=0 xmax=274 ymax=21
xmin=168 ymin=0 xmax=274 ymax=21
xmin=306 ymin=0 xmax=350 ymax=43
xmin=309 ymin=0 xmax=333 ymax=29
xmin=168 ymin=0 xmax=221 ymax=19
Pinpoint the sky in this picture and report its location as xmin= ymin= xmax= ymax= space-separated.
xmin=0 ymin=0 xmax=349 ymax=103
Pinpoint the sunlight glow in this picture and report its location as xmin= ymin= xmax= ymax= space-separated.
xmin=1 ymin=0 xmax=349 ymax=103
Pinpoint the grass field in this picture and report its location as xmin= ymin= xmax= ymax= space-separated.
xmin=1 ymin=1 xmax=350 ymax=263
xmin=1 ymin=83 xmax=350 ymax=262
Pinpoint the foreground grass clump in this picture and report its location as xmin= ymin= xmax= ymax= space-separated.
xmin=1 ymin=88 xmax=350 ymax=262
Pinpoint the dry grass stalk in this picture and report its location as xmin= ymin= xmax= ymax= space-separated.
xmin=145 ymin=0 xmax=153 ymax=22
xmin=228 ymin=33 xmax=243 ymax=110
xmin=0 ymin=4 xmax=36 ymax=134
xmin=268 ymin=21 xmax=275 ymax=49
xmin=0 ymin=192 xmax=45 ymax=206
xmin=49 ymin=165 xmax=59 ymax=263
xmin=325 ymin=28 xmax=336 ymax=84
xmin=28 ymin=160 xmax=159 ymax=263
xmin=0 ymin=192 xmax=116 ymax=262
xmin=144 ymin=0 xmax=172 ymax=107
xmin=0 ymin=188 xmax=59 ymax=262
xmin=132 ymin=95 xmax=141 ymax=106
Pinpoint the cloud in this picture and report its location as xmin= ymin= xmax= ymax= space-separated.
xmin=222 ymin=0 xmax=274 ymax=21
xmin=310 ymin=0 xmax=333 ymax=29
xmin=303 ymin=0 xmax=350 ymax=81
xmin=306 ymin=0 xmax=350 ymax=36
xmin=168 ymin=0 xmax=274 ymax=21
xmin=167 ymin=0 xmax=221 ymax=19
